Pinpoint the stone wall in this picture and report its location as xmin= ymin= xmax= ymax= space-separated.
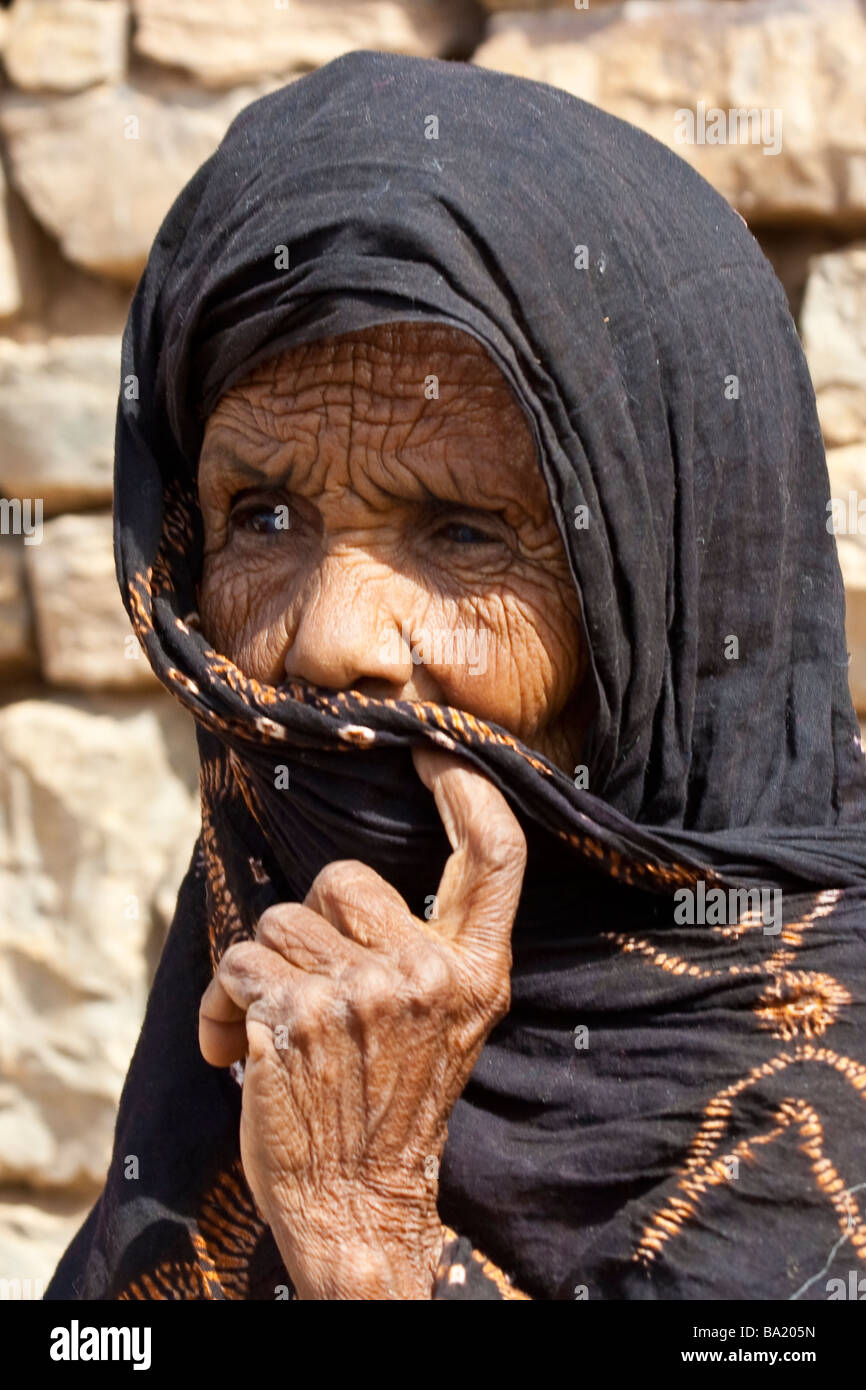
xmin=0 ymin=0 xmax=864 ymax=1294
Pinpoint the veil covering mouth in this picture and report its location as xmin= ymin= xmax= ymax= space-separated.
xmin=46 ymin=50 xmax=866 ymax=1302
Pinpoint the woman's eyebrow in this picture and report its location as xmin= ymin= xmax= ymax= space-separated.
xmin=201 ymin=442 xmax=529 ymax=521
xmin=200 ymin=443 xmax=292 ymax=489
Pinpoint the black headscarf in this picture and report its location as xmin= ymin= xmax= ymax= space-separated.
xmin=47 ymin=50 xmax=866 ymax=1302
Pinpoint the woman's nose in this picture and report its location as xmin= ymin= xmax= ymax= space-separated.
xmin=281 ymin=552 xmax=415 ymax=693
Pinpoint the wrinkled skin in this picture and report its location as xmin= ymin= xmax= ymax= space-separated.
xmin=197 ymin=323 xmax=588 ymax=1298
xmin=197 ymin=323 xmax=587 ymax=769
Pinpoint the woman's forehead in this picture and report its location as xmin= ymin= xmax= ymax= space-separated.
xmin=217 ymin=321 xmax=512 ymax=398
xmin=199 ymin=322 xmax=551 ymax=514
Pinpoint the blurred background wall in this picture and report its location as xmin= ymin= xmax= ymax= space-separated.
xmin=0 ymin=0 xmax=864 ymax=1294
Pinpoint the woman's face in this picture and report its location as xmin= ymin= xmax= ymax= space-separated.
xmin=197 ymin=322 xmax=588 ymax=773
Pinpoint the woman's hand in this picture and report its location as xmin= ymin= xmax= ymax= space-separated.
xmin=198 ymin=746 xmax=527 ymax=1300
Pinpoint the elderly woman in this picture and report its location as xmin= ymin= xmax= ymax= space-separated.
xmin=47 ymin=50 xmax=866 ymax=1302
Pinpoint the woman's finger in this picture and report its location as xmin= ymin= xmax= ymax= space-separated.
xmin=199 ymin=939 xmax=308 ymax=1067
xmin=256 ymin=900 xmax=367 ymax=971
xmin=303 ymin=859 xmax=416 ymax=953
xmin=412 ymin=744 xmax=527 ymax=968
xmin=199 ymin=972 xmax=248 ymax=1068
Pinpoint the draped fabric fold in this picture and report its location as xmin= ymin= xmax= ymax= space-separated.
xmin=47 ymin=50 xmax=866 ymax=1302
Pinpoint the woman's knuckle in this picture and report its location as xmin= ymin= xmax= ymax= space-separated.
xmin=467 ymin=788 xmax=523 ymax=855
xmin=219 ymin=939 xmax=256 ymax=977
xmin=348 ymin=962 xmax=394 ymax=1021
xmin=255 ymin=904 xmax=292 ymax=949
xmin=310 ymin=859 xmax=368 ymax=909
xmin=408 ymin=946 xmax=452 ymax=1004
xmin=287 ymin=981 xmax=331 ymax=1041
xmin=487 ymin=820 xmax=527 ymax=877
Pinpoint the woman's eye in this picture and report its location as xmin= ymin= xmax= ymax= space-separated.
xmin=231 ymin=500 xmax=291 ymax=536
xmin=439 ymin=520 xmax=497 ymax=546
